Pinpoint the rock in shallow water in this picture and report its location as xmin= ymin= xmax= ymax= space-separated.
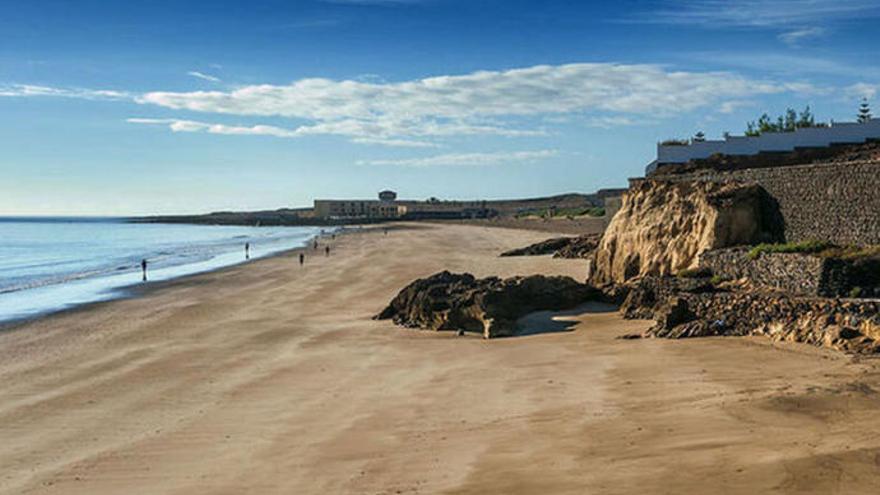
xmin=375 ymin=271 xmax=601 ymax=338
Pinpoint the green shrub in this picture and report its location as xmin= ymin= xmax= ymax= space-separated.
xmin=747 ymin=240 xmax=834 ymax=259
xmin=822 ymin=245 xmax=880 ymax=261
xmin=677 ymin=267 xmax=712 ymax=278
xmin=849 ymin=287 xmax=863 ymax=298
xmin=516 ymin=206 xmax=606 ymax=219
xmin=710 ymin=275 xmax=726 ymax=286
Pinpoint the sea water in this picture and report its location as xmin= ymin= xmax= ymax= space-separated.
xmin=0 ymin=217 xmax=322 ymax=323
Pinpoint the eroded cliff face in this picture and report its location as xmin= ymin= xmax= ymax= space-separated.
xmin=590 ymin=180 xmax=780 ymax=285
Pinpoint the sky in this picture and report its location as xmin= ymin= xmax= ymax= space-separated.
xmin=1 ymin=0 xmax=879 ymax=216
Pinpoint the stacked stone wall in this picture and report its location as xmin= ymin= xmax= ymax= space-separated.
xmin=649 ymin=160 xmax=880 ymax=245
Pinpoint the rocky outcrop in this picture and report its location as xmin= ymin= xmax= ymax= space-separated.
xmin=617 ymin=276 xmax=880 ymax=354
xmin=500 ymin=234 xmax=600 ymax=259
xmin=375 ymin=271 xmax=601 ymax=338
xmin=553 ymin=234 xmax=601 ymax=259
xmin=590 ymin=180 xmax=781 ymax=285
xmin=500 ymin=237 xmax=573 ymax=257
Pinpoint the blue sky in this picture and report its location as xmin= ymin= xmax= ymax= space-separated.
xmin=2 ymin=0 xmax=879 ymax=215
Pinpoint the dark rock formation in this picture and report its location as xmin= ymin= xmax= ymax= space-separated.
xmin=499 ymin=237 xmax=573 ymax=257
xmin=500 ymin=234 xmax=600 ymax=259
xmin=617 ymin=276 xmax=880 ymax=354
xmin=553 ymin=234 xmax=601 ymax=259
xmin=375 ymin=271 xmax=601 ymax=338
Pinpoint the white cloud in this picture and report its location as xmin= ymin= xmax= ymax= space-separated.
xmin=356 ymin=149 xmax=558 ymax=167
xmin=128 ymin=118 xmax=297 ymax=137
xmin=846 ymin=83 xmax=879 ymax=100
xmin=778 ymin=27 xmax=827 ymax=46
xmin=641 ymin=0 xmax=880 ymax=27
xmin=350 ymin=137 xmax=440 ymax=148
xmin=0 ymin=62 xmax=838 ymax=148
xmin=187 ymin=71 xmax=221 ymax=83
xmin=0 ymin=84 xmax=130 ymax=100
xmin=718 ymin=100 xmax=753 ymax=114
xmin=127 ymin=117 xmax=441 ymax=147
xmin=139 ymin=63 xmax=785 ymax=119
xmin=134 ymin=63 xmax=794 ymax=143
xmin=585 ymin=116 xmax=640 ymax=128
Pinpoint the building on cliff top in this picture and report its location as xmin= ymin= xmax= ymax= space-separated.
xmin=647 ymin=118 xmax=880 ymax=174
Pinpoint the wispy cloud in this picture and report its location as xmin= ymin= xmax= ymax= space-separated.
xmin=187 ymin=71 xmax=221 ymax=83
xmin=135 ymin=62 xmax=796 ymax=144
xmin=127 ymin=117 xmax=439 ymax=147
xmin=0 ymin=84 xmax=130 ymax=100
xmin=718 ymin=100 xmax=754 ymax=114
xmin=639 ymin=0 xmax=880 ymax=27
xmin=356 ymin=150 xmax=559 ymax=167
xmin=846 ymin=83 xmax=879 ymax=100
xmin=139 ymin=63 xmax=787 ymax=119
xmin=778 ymin=26 xmax=826 ymax=46
xmin=0 ymin=62 xmax=834 ymax=147
xmin=584 ymin=116 xmax=640 ymax=128
xmin=683 ymin=51 xmax=880 ymax=81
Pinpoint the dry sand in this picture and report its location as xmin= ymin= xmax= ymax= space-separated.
xmin=2 ymin=223 xmax=880 ymax=494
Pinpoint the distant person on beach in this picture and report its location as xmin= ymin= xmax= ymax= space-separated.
xmin=325 ymin=245 xmax=330 ymax=257
xmin=299 ymin=253 xmax=305 ymax=266
xmin=141 ymin=259 xmax=148 ymax=282
xmin=383 ymin=228 xmax=388 ymax=236
xmin=245 ymin=242 xmax=250 ymax=260
xmin=313 ymin=239 xmax=318 ymax=250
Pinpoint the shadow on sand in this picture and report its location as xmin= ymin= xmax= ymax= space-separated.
xmin=514 ymin=301 xmax=618 ymax=337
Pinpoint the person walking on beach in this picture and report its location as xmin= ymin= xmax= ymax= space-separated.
xmin=313 ymin=239 xmax=318 ymax=250
xmin=245 ymin=242 xmax=250 ymax=260
xmin=299 ymin=253 xmax=305 ymax=266
xmin=141 ymin=259 xmax=148 ymax=282
xmin=325 ymin=245 xmax=330 ymax=257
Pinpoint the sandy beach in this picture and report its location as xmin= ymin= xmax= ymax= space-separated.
xmin=2 ymin=223 xmax=880 ymax=494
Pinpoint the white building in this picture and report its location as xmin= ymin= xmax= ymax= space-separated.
xmin=647 ymin=118 xmax=880 ymax=174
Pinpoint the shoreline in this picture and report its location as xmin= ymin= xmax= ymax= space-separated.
xmin=2 ymin=222 xmax=880 ymax=494
xmin=0 ymin=225 xmax=356 ymax=331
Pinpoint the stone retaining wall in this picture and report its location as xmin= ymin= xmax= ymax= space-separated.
xmin=647 ymin=160 xmax=880 ymax=245
xmin=699 ymin=248 xmax=864 ymax=297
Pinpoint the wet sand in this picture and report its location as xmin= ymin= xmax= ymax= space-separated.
xmin=1 ymin=223 xmax=880 ymax=494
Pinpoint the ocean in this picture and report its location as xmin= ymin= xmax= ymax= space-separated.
xmin=0 ymin=217 xmax=323 ymax=324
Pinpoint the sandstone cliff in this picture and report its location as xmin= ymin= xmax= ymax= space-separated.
xmin=590 ymin=180 xmax=780 ymax=285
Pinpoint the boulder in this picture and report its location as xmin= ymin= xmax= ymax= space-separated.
xmin=375 ymin=271 xmax=601 ymax=338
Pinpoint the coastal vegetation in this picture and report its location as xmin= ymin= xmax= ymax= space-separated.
xmin=747 ymin=240 xmax=833 ymax=259
xmin=515 ymin=206 xmax=605 ymax=219
xmin=744 ymin=106 xmax=825 ymax=136
xmin=859 ymin=98 xmax=873 ymax=123
xmin=748 ymin=241 xmax=880 ymax=260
